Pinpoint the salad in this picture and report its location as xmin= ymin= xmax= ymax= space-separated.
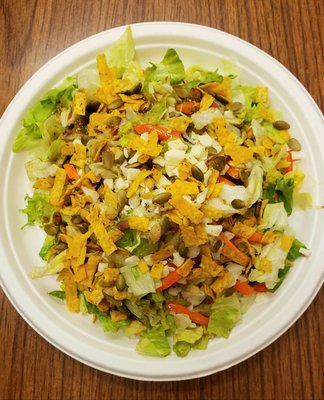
xmin=12 ymin=27 xmax=311 ymax=358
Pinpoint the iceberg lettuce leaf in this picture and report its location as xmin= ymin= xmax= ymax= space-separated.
xmin=21 ymin=190 xmax=55 ymax=227
xmin=207 ymin=295 xmax=241 ymax=338
xmin=13 ymin=77 xmax=77 ymax=152
xmin=108 ymin=26 xmax=136 ymax=78
xmin=143 ymin=49 xmax=185 ymax=91
xmin=136 ymin=325 xmax=171 ymax=357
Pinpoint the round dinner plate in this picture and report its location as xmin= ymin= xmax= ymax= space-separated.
xmin=0 ymin=22 xmax=323 ymax=381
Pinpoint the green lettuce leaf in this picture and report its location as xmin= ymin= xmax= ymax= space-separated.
xmin=263 ymin=177 xmax=294 ymax=215
xmin=143 ymin=49 xmax=185 ymax=91
xmin=173 ymin=341 xmax=191 ymax=357
xmin=12 ymin=77 xmax=76 ymax=152
xmin=132 ymin=238 xmax=159 ymax=258
xmin=108 ymin=26 xmax=136 ymax=78
xmin=174 ymin=326 xmax=204 ymax=344
xmin=287 ymin=238 xmax=307 ymax=261
xmin=97 ymin=311 xmax=129 ymax=333
xmin=21 ymin=190 xmax=55 ymax=228
xmin=116 ymin=229 xmax=140 ymax=251
xmin=207 ymin=295 xmax=241 ymax=338
xmin=121 ymin=265 xmax=156 ymax=297
xmin=185 ymin=65 xmax=223 ymax=87
xmin=39 ymin=235 xmax=56 ymax=260
xmin=31 ymin=249 xmax=67 ymax=278
xmin=258 ymin=202 xmax=288 ymax=231
xmin=48 ymin=290 xmax=66 ymax=300
xmin=270 ymin=264 xmax=290 ymax=292
xmin=136 ymin=325 xmax=171 ymax=357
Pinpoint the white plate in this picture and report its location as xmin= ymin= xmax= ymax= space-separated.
xmin=0 ymin=22 xmax=323 ymax=381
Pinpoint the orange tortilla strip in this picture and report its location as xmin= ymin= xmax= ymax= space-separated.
xmin=169 ymin=195 xmax=203 ymax=224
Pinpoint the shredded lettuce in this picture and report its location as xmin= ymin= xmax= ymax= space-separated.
xmin=39 ymin=235 xmax=56 ymax=260
xmin=120 ymin=265 xmax=156 ymax=297
xmin=12 ymin=77 xmax=76 ymax=152
xmin=97 ymin=311 xmax=129 ymax=333
xmin=287 ymin=238 xmax=307 ymax=261
xmin=31 ymin=249 xmax=67 ymax=279
xmin=258 ymin=202 xmax=288 ymax=231
xmin=207 ymin=295 xmax=242 ymax=338
xmin=263 ymin=177 xmax=294 ymax=215
xmin=185 ymin=65 xmax=223 ymax=87
xmin=136 ymin=325 xmax=171 ymax=357
xmin=132 ymin=238 xmax=159 ymax=258
xmin=143 ymin=49 xmax=185 ymax=91
xmin=173 ymin=341 xmax=191 ymax=357
xmin=249 ymin=235 xmax=293 ymax=289
xmin=21 ymin=190 xmax=55 ymax=228
xmin=107 ymin=26 xmax=136 ymax=78
xmin=48 ymin=290 xmax=66 ymax=300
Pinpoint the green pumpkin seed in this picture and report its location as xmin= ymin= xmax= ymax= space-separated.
xmin=71 ymin=215 xmax=83 ymax=224
xmin=106 ymin=115 xmax=121 ymax=127
xmin=215 ymin=94 xmax=230 ymax=105
xmin=44 ymin=224 xmax=59 ymax=236
xmin=231 ymin=199 xmax=246 ymax=209
xmin=152 ymin=192 xmax=172 ymax=204
xmin=116 ymin=274 xmax=126 ymax=291
xmin=173 ymin=84 xmax=189 ymax=98
xmin=287 ymin=138 xmax=301 ymax=152
xmin=102 ymin=149 xmax=114 ymax=169
xmin=191 ymin=165 xmax=204 ymax=182
xmin=211 ymin=238 xmax=222 ymax=253
xmin=273 ymin=120 xmax=290 ymax=130
xmin=239 ymin=169 xmax=250 ymax=186
xmin=108 ymin=98 xmax=124 ymax=111
xmin=160 ymin=215 xmax=171 ymax=235
xmin=178 ymin=242 xmax=188 ymax=258
xmin=209 ymin=156 xmax=225 ymax=172
xmin=117 ymin=190 xmax=128 ymax=211
xmin=229 ymin=102 xmax=244 ymax=113
xmin=114 ymin=149 xmax=125 ymax=164
xmin=53 ymin=242 xmax=68 ymax=252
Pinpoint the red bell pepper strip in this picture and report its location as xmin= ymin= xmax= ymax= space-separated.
xmin=167 ymin=301 xmax=209 ymax=326
xmin=156 ymin=268 xmax=182 ymax=292
xmin=233 ymin=280 xmax=255 ymax=296
xmin=134 ymin=124 xmax=182 ymax=141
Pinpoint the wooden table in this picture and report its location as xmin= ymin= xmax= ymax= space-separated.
xmin=1 ymin=1 xmax=323 ymax=399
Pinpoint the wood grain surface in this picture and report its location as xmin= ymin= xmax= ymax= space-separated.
xmin=0 ymin=0 xmax=323 ymax=399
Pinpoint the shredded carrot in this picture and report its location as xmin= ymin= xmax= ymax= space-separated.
xmin=63 ymin=163 xmax=79 ymax=180
xmin=175 ymin=101 xmax=199 ymax=115
xmin=254 ymin=283 xmax=268 ymax=292
xmin=156 ymin=268 xmax=182 ymax=292
xmin=283 ymin=151 xmax=293 ymax=173
xmin=248 ymin=231 xmax=264 ymax=243
xmin=227 ymin=166 xmax=240 ymax=180
xmin=167 ymin=301 xmax=209 ymax=325
xmin=233 ymin=280 xmax=254 ymax=296
xmin=134 ymin=124 xmax=181 ymax=141
xmin=218 ymin=176 xmax=236 ymax=186
xmin=220 ymin=232 xmax=250 ymax=265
